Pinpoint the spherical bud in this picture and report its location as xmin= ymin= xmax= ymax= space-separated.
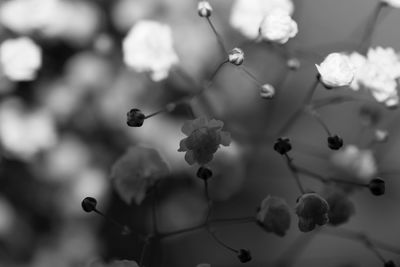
xmin=82 ymin=197 xmax=97 ymax=213
xmin=287 ymin=58 xmax=301 ymax=70
xmin=127 ymin=108 xmax=145 ymax=127
xmin=237 ymin=249 xmax=252 ymax=263
xmin=273 ymin=137 xmax=292 ymax=155
xmin=198 ymin=1 xmax=212 ymax=17
xmin=323 ymin=188 xmax=355 ymax=226
xmin=374 ymin=129 xmax=388 ymax=143
xmin=197 ymin=166 xmax=213 ymax=180
xmin=384 ymin=260 xmax=396 ymax=267
xmin=295 ymin=193 xmax=330 ymax=232
xmin=316 ymin=53 xmax=354 ymax=88
xmin=368 ymin=178 xmax=385 ymax=196
xmin=256 ymin=195 xmax=291 ymax=236
xmin=260 ymin=84 xmax=275 ymax=99
xmin=228 ymin=48 xmax=244 ymax=66
xmin=327 ymin=135 xmax=344 ymax=150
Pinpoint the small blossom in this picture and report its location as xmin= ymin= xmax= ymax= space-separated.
xmin=237 ymin=249 xmax=252 ymax=263
xmin=295 ymin=193 xmax=329 ymax=232
xmin=110 ymin=146 xmax=169 ymax=205
xmin=126 ymin=108 xmax=145 ymax=127
xmin=256 ymin=195 xmax=291 ymax=236
xmin=230 ymin=0 xmax=294 ymax=39
xmin=367 ymin=47 xmax=400 ymax=80
xmin=369 ymin=178 xmax=385 ymax=196
xmin=123 ymin=20 xmax=179 ymax=81
xmin=178 ymin=117 xmax=231 ymax=165
xmin=228 ymin=48 xmax=244 ymax=65
xmin=260 ymin=84 xmax=275 ymax=99
xmin=327 ymin=135 xmax=344 ymax=150
xmin=382 ymin=0 xmax=400 ymax=7
xmin=331 ymin=145 xmax=377 ymax=182
xmin=287 ymin=58 xmax=301 ymax=70
xmin=259 ymin=10 xmax=298 ymax=44
xmin=0 ymin=37 xmax=42 ymax=81
xmin=273 ymin=137 xmax=292 ymax=155
xmin=81 ymin=197 xmax=97 ymax=213
xmin=198 ymin=1 xmax=212 ymax=17
xmin=322 ymin=188 xmax=355 ymax=226
xmin=197 ymin=166 xmax=213 ymax=180
xmin=374 ymin=129 xmax=388 ymax=143
xmin=316 ymin=53 xmax=354 ymax=88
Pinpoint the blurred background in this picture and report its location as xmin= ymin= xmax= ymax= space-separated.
xmin=0 ymin=0 xmax=399 ymax=266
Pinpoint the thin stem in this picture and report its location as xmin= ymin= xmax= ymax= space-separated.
xmin=151 ymin=186 xmax=159 ymax=234
xmin=204 ymin=179 xmax=212 ymax=222
xmin=277 ymin=78 xmax=319 ymax=136
xmin=210 ymin=216 xmax=256 ymax=226
xmin=159 ymin=224 xmax=205 ymax=239
xmin=283 ymin=154 xmax=306 ymax=194
xmin=139 ymin=238 xmax=150 ymax=267
xmin=204 ymin=60 xmax=229 ymax=89
xmin=306 ymin=108 xmax=332 ymax=136
xmin=206 ymin=227 xmax=239 ymax=253
xmin=206 ymin=17 xmax=228 ymax=55
xmin=238 ymin=66 xmax=264 ymax=87
xmin=359 ymin=3 xmax=387 ymax=54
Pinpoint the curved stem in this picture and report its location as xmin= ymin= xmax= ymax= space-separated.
xmin=284 ymin=154 xmax=306 ymax=194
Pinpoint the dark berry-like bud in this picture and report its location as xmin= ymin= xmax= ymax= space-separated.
xmin=327 ymin=135 xmax=343 ymax=150
xmin=228 ymin=48 xmax=244 ymax=66
xmin=197 ymin=166 xmax=213 ymax=180
xmin=198 ymin=1 xmax=212 ymax=17
xmin=274 ymin=137 xmax=292 ymax=155
xmin=82 ymin=197 xmax=97 ymax=212
xmin=127 ymin=108 xmax=145 ymax=127
xmin=237 ymin=249 xmax=252 ymax=263
xmin=369 ymin=178 xmax=385 ymax=196
xmin=384 ymin=261 xmax=396 ymax=267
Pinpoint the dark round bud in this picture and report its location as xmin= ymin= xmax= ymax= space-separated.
xmin=127 ymin=108 xmax=145 ymax=127
xmin=369 ymin=178 xmax=385 ymax=196
xmin=274 ymin=137 xmax=292 ymax=155
xmin=237 ymin=249 xmax=252 ymax=263
xmin=82 ymin=197 xmax=97 ymax=212
xmin=327 ymin=135 xmax=343 ymax=150
xmin=198 ymin=1 xmax=212 ymax=17
xmin=384 ymin=261 xmax=396 ymax=267
xmin=197 ymin=166 xmax=213 ymax=180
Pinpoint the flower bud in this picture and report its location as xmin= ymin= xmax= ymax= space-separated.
xmin=316 ymin=53 xmax=354 ymax=88
xmin=82 ymin=197 xmax=97 ymax=213
xmin=259 ymin=10 xmax=298 ymax=44
xmin=323 ymin=188 xmax=355 ymax=226
xmin=274 ymin=137 xmax=292 ymax=155
xmin=228 ymin=48 xmax=244 ymax=66
xmin=197 ymin=166 xmax=213 ymax=180
xmin=127 ymin=108 xmax=145 ymax=127
xmin=384 ymin=260 xmax=396 ymax=267
xmin=287 ymin=58 xmax=301 ymax=70
xmin=369 ymin=178 xmax=385 ymax=196
xmin=237 ymin=249 xmax=252 ymax=263
xmin=256 ymin=196 xmax=291 ymax=236
xmin=198 ymin=1 xmax=212 ymax=17
xmin=295 ymin=193 xmax=329 ymax=232
xmin=260 ymin=84 xmax=275 ymax=99
xmin=327 ymin=135 xmax=343 ymax=150
xmin=374 ymin=129 xmax=388 ymax=143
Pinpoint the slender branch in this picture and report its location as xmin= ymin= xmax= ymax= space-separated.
xmin=206 ymin=17 xmax=228 ymax=55
xmin=359 ymin=3 xmax=387 ymax=54
xmin=206 ymin=227 xmax=239 ymax=253
xmin=283 ymin=154 xmax=306 ymax=194
xmin=238 ymin=66 xmax=264 ymax=87
xmin=305 ymin=108 xmax=332 ymax=136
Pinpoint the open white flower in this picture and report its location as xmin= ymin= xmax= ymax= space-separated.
xmin=346 ymin=52 xmax=367 ymax=91
xmin=259 ymin=9 xmax=298 ymax=44
xmin=123 ymin=20 xmax=179 ymax=81
xmin=367 ymin=47 xmax=400 ymax=80
xmin=230 ymin=0 xmax=294 ymax=39
xmin=0 ymin=37 xmax=42 ymax=81
xmin=382 ymin=0 xmax=400 ymax=8
xmin=316 ymin=53 xmax=354 ymax=88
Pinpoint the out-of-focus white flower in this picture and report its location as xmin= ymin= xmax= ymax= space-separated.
xmin=0 ymin=100 xmax=57 ymax=160
xmin=382 ymin=0 xmax=400 ymax=8
xmin=331 ymin=145 xmax=377 ymax=181
xmin=346 ymin=52 xmax=367 ymax=91
xmin=0 ymin=37 xmax=42 ymax=81
xmin=316 ymin=53 xmax=354 ymax=88
xmin=367 ymin=47 xmax=400 ymax=79
xmin=230 ymin=0 xmax=294 ymax=39
xmin=259 ymin=10 xmax=298 ymax=44
xmin=123 ymin=20 xmax=179 ymax=81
